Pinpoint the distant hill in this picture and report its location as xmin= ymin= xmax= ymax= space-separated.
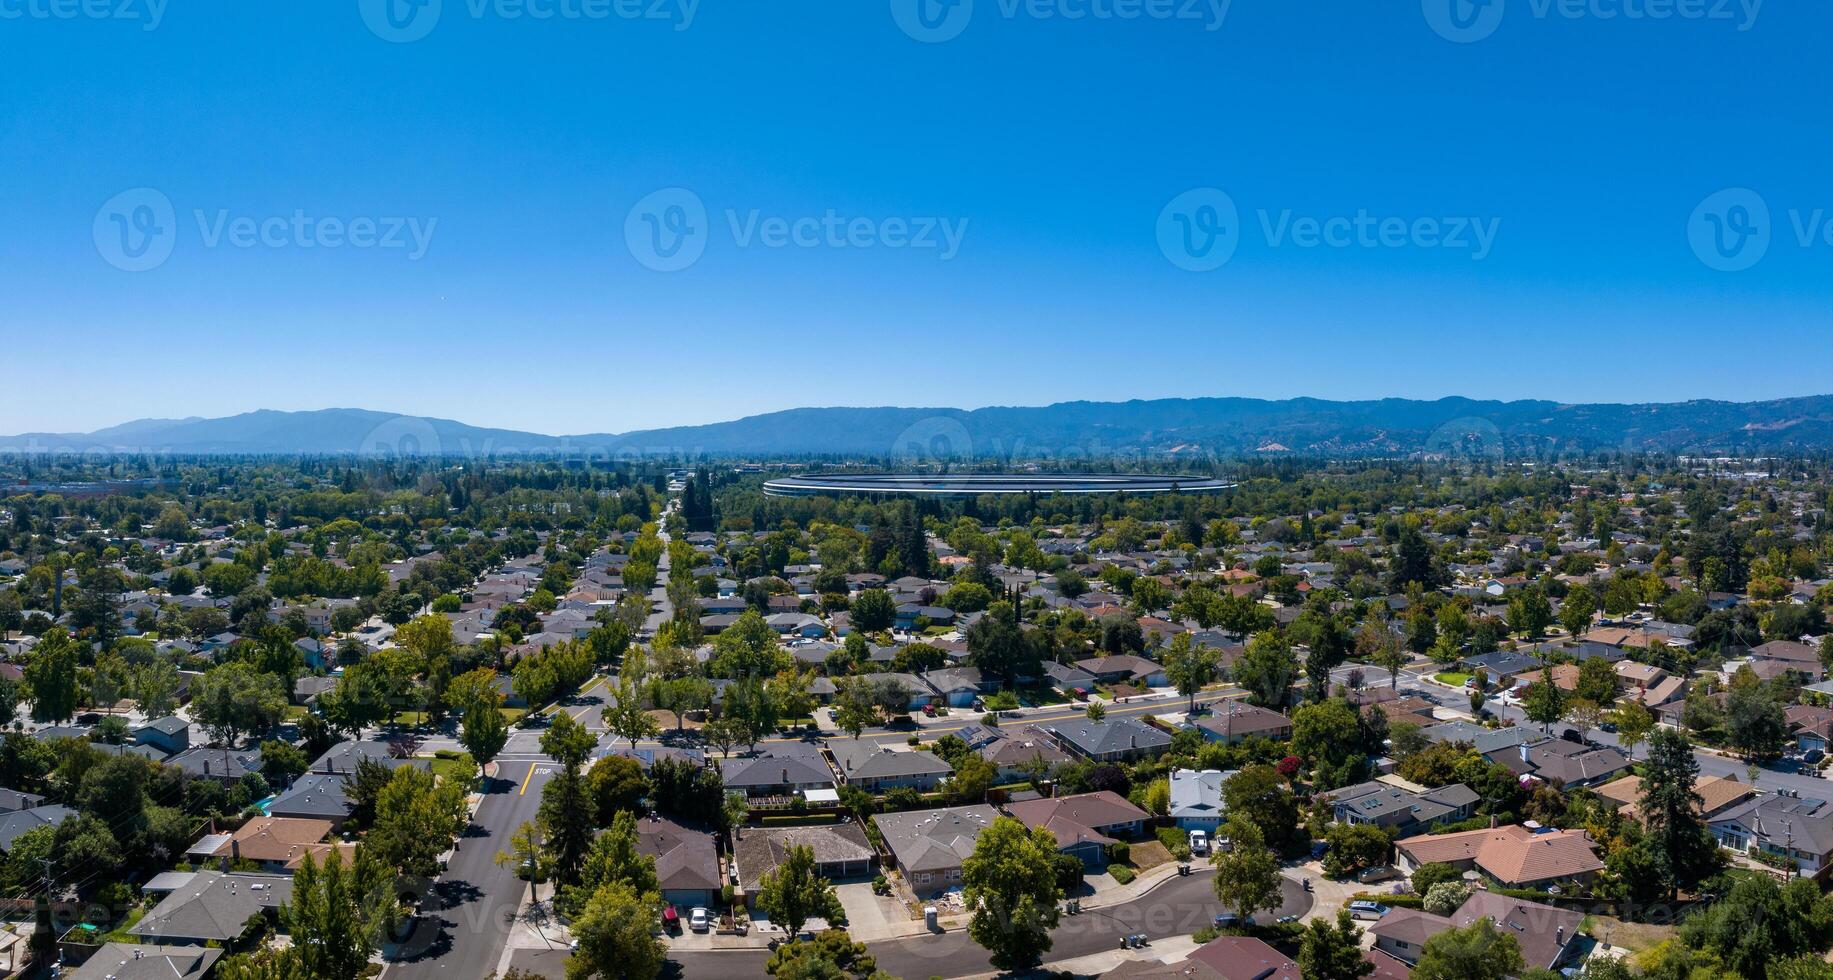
xmin=9 ymin=397 xmax=1833 ymax=458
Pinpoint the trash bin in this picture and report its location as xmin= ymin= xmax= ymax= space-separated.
xmin=924 ymin=906 xmax=938 ymax=931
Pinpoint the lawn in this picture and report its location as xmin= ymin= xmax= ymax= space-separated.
xmin=1434 ymin=671 xmax=1472 ymax=688
xmin=429 ymin=750 xmax=477 ymax=785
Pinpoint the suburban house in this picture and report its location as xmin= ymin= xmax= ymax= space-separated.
xmin=1492 ymin=740 xmax=1631 ymax=789
xmin=636 ymin=815 xmax=721 ymax=909
xmin=1372 ymin=890 xmax=1583 ymax=972
xmin=68 ymin=944 xmax=222 ymax=980
xmin=1460 ymin=650 xmax=1544 ymax=689
xmin=827 ymin=742 xmax=953 ymax=793
xmin=1041 ymin=717 xmax=1173 ymax=763
xmin=1748 ymin=640 xmax=1825 ymax=681
xmin=1394 ymin=825 xmax=1603 ymax=890
xmin=721 ymin=748 xmax=837 ymax=798
xmin=1324 ymin=780 xmax=1478 ymax=835
xmin=1184 ymin=935 xmax=1300 ymax=980
xmin=1422 ymin=722 xmax=1545 ymax=756
xmin=0 ymin=804 xmax=75 ymax=853
xmin=164 ymin=747 xmax=264 ymax=785
xmin=874 ymin=805 xmax=999 ymax=896
xmin=954 ymin=725 xmax=1073 ymax=781
xmin=1004 ymin=791 xmax=1149 ymax=869
xmin=1168 ymin=768 xmax=1234 ymax=832
xmin=1189 ymin=702 xmax=1293 ymax=745
xmin=306 ymin=740 xmax=432 ymax=776
xmin=1709 ymin=791 xmax=1833 ymax=879
xmin=185 ymin=817 xmax=337 ymax=874
xmin=132 ymin=871 xmax=294 ymax=945
xmin=921 ymin=667 xmax=996 ymax=707
xmin=1597 ymin=773 xmax=1754 ymax=824
xmin=856 ymin=673 xmax=941 ymax=712
xmin=734 ymin=823 xmax=875 ymax=888
xmin=1042 ymin=661 xmax=1098 ymax=697
xmin=1073 ymin=654 xmax=1168 ymax=689
xmin=133 ymin=716 xmax=191 ymax=756
xmin=1788 ymin=705 xmax=1833 ymax=754
xmin=265 ymin=774 xmax=356 ymax=828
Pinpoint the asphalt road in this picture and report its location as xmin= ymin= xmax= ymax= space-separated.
xmin=508 ymin=870 xmax=1311 ymax=979
xmin=383 ymin=755 xmax=559 ymax=980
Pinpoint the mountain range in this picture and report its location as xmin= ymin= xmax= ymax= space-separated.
xmin=8 ymin=397 xmax=1833 ymax=458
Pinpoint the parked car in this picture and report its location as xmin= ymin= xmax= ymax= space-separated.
xmin=1188 ymin=830 xmax=1209 ymax=855
xmin=1212 ymin=913 xmax=1240 ymax=928
xmin=1348 ymin=900 xmax=1390 ymax=920
xmin=689 ymin=907 xmax=710 ymax=932
xmin=1356 ymin=866 xmax=1401 ymax=884
xmin=1807 ymin=749 xmax=1826 ymax=765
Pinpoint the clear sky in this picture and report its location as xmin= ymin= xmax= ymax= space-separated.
xmin=2 ymin=0 xmax=1830 ymax=435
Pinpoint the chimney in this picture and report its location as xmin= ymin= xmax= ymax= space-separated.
xmin=1519 ymin=742 xmax=1531 ymax=765
xmin=1556 ymin=927 xmax=1565 ymax=945
xmin=782 ymin=768 xmax=789 ymax=784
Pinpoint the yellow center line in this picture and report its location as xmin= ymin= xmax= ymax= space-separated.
xmin=517 ymin=762 xmax=538 ymax=796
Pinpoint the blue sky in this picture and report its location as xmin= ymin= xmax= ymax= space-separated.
xmin=2 ymin=0 xmax=1829 ymax=435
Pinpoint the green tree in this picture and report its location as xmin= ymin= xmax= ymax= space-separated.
xmin=1211 ymin=816 xmax=1282 ymax=922
xmin=756 ymin=843 xmax=840 ymax=937
xmin=24 ymin=628 xmax=81 ymax=724
xmin=368 ymin=765 xmax=468 ymax=878
xmin=1506 ymin=588 xmax=1553 ymax=638
xmin=192 ymin=660 xmax=288 ymax=747
xmin=131 ymin=660 xmax=181 ymax=718
xmin=1299 ymin=909 xmax=1373 ymax=980
xmin=460 ymin=700 xmax=509 ymax=766
xmin=1162 ymin=632 xmax=1219 ymax=714
xmin=602 ymin=681 xmax=660 ymax=752
xmin=1727 ymin=683 xmax=1788 ymax=760
xmin=1575 ymin=656 xmax=1617 ymax=704
xmin=1292 ymin=698 xmax=1368 ymax=789
xmin=850 ymin=589 xmax=896 ymax=632
xmin=1412 ymin=919 xmax=1524 ymax=980
xmin=1561 ymin=585 xmax=1597 ymax=637
xmin=1640 ymin=728 xmax=1722 ymax=900
xmin=1521 ymin=667 xmax=1565 ymax=731
xmin=585 ymin=756 xmax=649 ymax=823
xmin=282 ymin=847 xmax=396 ymax=980
xmin=962 ymin=816 xmax=1062 ymax=972
xmin=567 ymin=882 xmax=665 ymax=980
xmin=834 ymin=677 xmax=878 ymax=739
xmin=1234 ymin=630 xmax=1298 ymax=708
xmin=567 ymin=810 xmax=658 ymax=914
xmin=766 ymin=929 xmax=894 ymax=980
xmin=1610 ymin=700 xmax=1655 ymax=755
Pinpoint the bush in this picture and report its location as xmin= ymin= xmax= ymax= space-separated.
xmin=1109 ymin=866 xmax=1136 ymax=885
xmin=1052 ymin=852 xmax=1085 ymax=892
xmin=981 ymin=713 xmax=1000 ymax=726
xmin=1155 ymin=826 xmax=1186 ymax=851
xmin=1423 ymin=881 xmax=1473 ymax=915
xmin=1411 ymin=861 xmax=1462 ymax=895
xmin=1193 ymin=925 xmax=1220 ymax=944
xmin=1106 ymin=841 xmax=1131 ymax=865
